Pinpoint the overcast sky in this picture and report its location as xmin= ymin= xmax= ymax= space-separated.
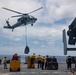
xmin=0 ymin=0 xmax=76 ymax=56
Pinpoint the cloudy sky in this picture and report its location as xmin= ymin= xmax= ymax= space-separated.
xmin=0 ymin=0 xmax=76 ymax=56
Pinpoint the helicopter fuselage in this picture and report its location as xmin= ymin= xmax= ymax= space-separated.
xmin=4 ymin=16 xmax=37 ymax=31
xmin=2 ymin=7 xmax=42 ymax=31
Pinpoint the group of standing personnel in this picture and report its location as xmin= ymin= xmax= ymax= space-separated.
xmin=37 ymin=55 xmax=45 ymax=70
xmin=27 ymin=53 xmax=58 ymax=70
xmin=27 ymin=54 xmax=46 ymax=69
xmin=66 ymin=56 xmax=76 ymax=69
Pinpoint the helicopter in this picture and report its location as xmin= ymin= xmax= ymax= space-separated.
xmin=2 ymin=7 xmax=43 ymax=31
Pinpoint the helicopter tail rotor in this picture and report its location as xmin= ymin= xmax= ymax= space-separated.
xmin=5 ymin=18 xmax=9 ymax=21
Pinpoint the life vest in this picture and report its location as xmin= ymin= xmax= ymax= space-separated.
xmin=37 ymin=56 xmax=42 ymax=61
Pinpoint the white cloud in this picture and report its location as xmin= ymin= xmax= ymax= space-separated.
xmin=0 ymin=0 xmax=76 ymax=55
xmin=38 ymin=0 xmax=76 ymax=24
xmin=33 ymin=41 xmax=39 ymax=44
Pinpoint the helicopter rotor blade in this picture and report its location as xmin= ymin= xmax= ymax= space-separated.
xmin=2 ymin=7 xmax=43 ymax=18
xmin=11 ymin=15 xmax=23 ymax=18
xmin=11 ymin=14 xmax=28 ymax=18
xmin=11 ymin=7 xmax=43 ymax=18
xmin=2 ymin=7 xmax=23 ymax=14
xmin=28 ymin=7 xmax=43 ymax=14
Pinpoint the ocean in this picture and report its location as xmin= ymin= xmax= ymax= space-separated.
xmin=0 ymin=55 xmax=66 ymax=63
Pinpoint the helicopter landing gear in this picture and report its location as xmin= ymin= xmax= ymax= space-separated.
xmin=12 ymin=29 xmax=14 ymax=32
xmin=31 ymin=24 xmax=33 ymax=26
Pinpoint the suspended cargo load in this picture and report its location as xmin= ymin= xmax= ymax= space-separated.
xmin=24 ymin=45 xmax=30 ymax=54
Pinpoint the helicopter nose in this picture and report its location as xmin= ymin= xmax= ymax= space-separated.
xmin=35 ymin=18 xmax=37 ymax=21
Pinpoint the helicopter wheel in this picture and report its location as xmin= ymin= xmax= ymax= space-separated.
xmin=12 ymin=29 xmax=14 ymax=32
xmin=31 ymin=24 xmax=33 ymax=26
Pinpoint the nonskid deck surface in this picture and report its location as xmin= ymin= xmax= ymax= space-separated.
xmin=0 ymin=63 xmax=76 ymax=75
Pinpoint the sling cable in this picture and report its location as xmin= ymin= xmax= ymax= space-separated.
xmin=24 ymin=25 xmax=30 ymax=54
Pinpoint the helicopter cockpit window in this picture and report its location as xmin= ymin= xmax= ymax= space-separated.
xmin=30 ymin=16 xmax=34 ymax=18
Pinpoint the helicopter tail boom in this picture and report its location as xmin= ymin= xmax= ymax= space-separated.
xmin=3 ymin=26 xmax=12 ymax=29
xmin=3 ymin=20 xmax=13 ymax=29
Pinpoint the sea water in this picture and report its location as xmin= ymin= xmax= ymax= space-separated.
xmin=0 ymin=55 xmax=66 ymax=63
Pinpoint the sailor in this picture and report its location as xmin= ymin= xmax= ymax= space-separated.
xmin=27 ymin=56 xmax=31 ymax=68
xmin=45 ymin=55 xmax=49 ymax=69
xmin=12 ymin=53 xmax=18 ymax=60
xmin=3 ymin=57 xmax=7 ymax=69
xmin=41 ymin=56 xmax=45 ymax=70
xmin=30 ymin=53 xmax=36 ymax=68
xmin=37 ymin=55 xmax=42 ymax=68
xmin=66 ymin=56 xmax=72 ymax=69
